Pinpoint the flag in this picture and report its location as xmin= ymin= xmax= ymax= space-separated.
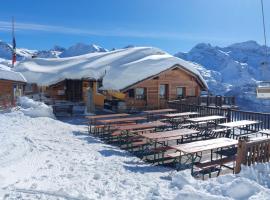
xmin=12 ymin=35 xmax=16 ymax=66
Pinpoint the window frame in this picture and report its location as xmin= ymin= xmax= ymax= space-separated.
xmin=135 ymin=87 xmax=146 ymax=100
xmin=176 ymin=87 xmax=185 ymax=99
xmin=159 ymin=84 xmax=169 ymax=99
xmin=188 ymin=87 xmax=196 ymax=97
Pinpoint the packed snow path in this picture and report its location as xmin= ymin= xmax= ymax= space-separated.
xmin=1 ymin=112 xmax=270 ymax=199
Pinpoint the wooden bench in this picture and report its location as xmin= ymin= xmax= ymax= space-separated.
xmin=145 ymin=151 xmax=184 ymax=164
xmin=166 ymin=151 xmax=184 ymax=158
xmin=210 ymin=128 xmax=231 ymax=138
xmin=194 ymin=156 xmax=236 ymax=179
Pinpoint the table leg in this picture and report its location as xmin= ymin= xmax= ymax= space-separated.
xmin=191 ymin=154 xmax=195 ymax=175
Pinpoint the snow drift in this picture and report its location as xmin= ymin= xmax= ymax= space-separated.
xmin=17 ymin=96 xmax=55 ymax=118
xmin=14 ymin=47 xmax=207 ymax=90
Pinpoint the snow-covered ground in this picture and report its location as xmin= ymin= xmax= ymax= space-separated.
xmin=1 ymin=98 xmax=270 ymax=199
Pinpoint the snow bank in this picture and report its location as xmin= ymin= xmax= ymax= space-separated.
xmin=15 ymin=47 xmax=207 ymax=90
xmin=171 ymin=164 xmax=270 ymax=200
xmin=0 ymin=64 xmax=26 ymax=82
xmin=17 ymin=96 xmax=55 ymax=118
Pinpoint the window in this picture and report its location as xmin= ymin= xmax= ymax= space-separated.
xmin=159 ymin=84 xmax=168 ymax=99
xmin=176 ymin=87 xmax=185 ymax=99
xmin=128 ymin=89 xmax=135 ymax=98
xmin=135 ymin=88 xmax=146 ymax=100
xmin=188 ymin=88 xmax=196 ymax=97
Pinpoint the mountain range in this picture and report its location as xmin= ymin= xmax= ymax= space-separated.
xmin=1 ymin=39 xmax=270 ymax=112
xmin=175 ymin=41 xmax=270 ymax=112
xmin=0 ymin=41 xmax=108 ymax=61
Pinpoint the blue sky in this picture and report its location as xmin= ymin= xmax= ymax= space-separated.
xmin=0 ymin=0 xmax=269 ymax=53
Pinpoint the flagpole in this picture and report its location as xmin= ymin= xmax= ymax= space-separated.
xmin=11 ymin=16 xmax=15 ymax=68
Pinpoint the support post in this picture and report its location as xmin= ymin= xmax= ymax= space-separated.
xmin=235 ymin=139 xmax=247 ymax=174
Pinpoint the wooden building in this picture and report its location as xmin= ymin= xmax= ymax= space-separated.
xmin=119 ymin=64 xmax=207 ymax=110
xmin=0 ymin=68 xmax=26 ymax=107
xmin=46 ymin=78 xmax=105 ymax=108
xmin=16 ymin=47 xmax=208 ymax=112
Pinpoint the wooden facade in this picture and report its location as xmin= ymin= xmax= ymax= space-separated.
xmin=0 ymin=79 xmax=25 ymax=107
xmin=121 ymin=66 xmax=206 ymax=110
xmin=47 ymin=79 xmax=105 ymax=107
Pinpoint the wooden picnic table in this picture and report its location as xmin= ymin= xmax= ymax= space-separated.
xmin=135 ymin=128 xmax=200 ymax=163
xmin=187 ymin=115 xmax=226 ymax=123
xmin=98 ymin=116 xmax=146 ymax=124
xmin=259 ymin=129 xmax=270 ymax=137
xmin=86 ymin=113 xmax=129 ymax=121
xmin=186 ymin=115 xmax=227 ymax=130
xmin=143 ymin=109 xmax=177 ymax=114
xmin=170 ymin=137 xmax=238 ymax=174
xmin=138 ymin=128 xmax=199 ymax=142
xmin=218 ymin=120 xmax=261 ymax=139
xmin=162 ymin=112 xmax=199 ymax=118
xmin=162 ymin=112 xmax=199 ymax=128
xmin=114 ymin=121 xmax=169 ymax=153
xmin=116 ymin=121 xmax=168 ymax=131
xmin=143 ymin=108 xmax=178 ymax=121
xmin=85 ymin=113 xmax=130 ymax=134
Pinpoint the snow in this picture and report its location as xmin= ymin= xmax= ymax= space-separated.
xmin=0 ymin=64 xmax=26 ymax=82
xmin=17 ymin=96 xmax=55 ymax=118
xmin=0 ymin=40 xmax=35 ymax=61
xmin=59 ymin=43 xmax=108 ymax=58
xmin=15 ymin=47 xmax=207 ymax=90
xmin=0 ymin=100 xmax=270 ymax=199
xmin=175 ymin=41 xmax=270 ymax=112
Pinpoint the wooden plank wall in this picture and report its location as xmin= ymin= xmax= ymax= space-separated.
xmin=124 ymin=68 xmax=201 ymax=110
xmin=235 ymin=138 xmax=270 ymax=173
xmin=47 ymin=80 xmax=67 ymax=101
xmin=0 ymin=79 xmax=25 ymax=107
xmin=0 ymin=80 xmax=14 ymax=96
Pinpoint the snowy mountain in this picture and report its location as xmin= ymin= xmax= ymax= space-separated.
xmin=0 ymin=40 xmax=108 ymax=60
xmin=175 ymin=41 xmax=270 ymax=112
xmin=59 ymin=43 xmax=108 ymax=57
xmin=0 ymin=40 xmax=35 ymax=61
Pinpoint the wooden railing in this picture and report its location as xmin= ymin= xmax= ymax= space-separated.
xmin=174 ymin=96 xmax=236 ymax=107
xmin=235 ymin=138 xmax=270 ymax=173
xmin=168 ymin=102 xmax=270 ymax=130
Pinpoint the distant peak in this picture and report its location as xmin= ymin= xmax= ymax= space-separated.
xmin=51 ymin=45 xmax=66 ymax=52
xmin=192 ymin=43 xmax=213 ymax=50
xmin=124 ymin=45 xmax=135 ymax=49
xmin=229 ymin=40 xmax=261 ymax=50
xmin=59 ymin=42 xmax=108 ymax=57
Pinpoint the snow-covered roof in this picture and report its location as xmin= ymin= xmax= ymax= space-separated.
xmin=0 ymin=64 xmax=27 ymax=82
xmin=14 ymin=47 xmax=207 ymax=90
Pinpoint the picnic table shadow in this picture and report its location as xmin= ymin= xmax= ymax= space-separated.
xmin=99 ymin=149 xmax=172 ymax=173
xmin=123 ymin=164 xmax=172 ymax=173
xmin=99 ymin=149 xmax=129 ymax=157
xmin=59 ymin=116 xmax=88 ymax=125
